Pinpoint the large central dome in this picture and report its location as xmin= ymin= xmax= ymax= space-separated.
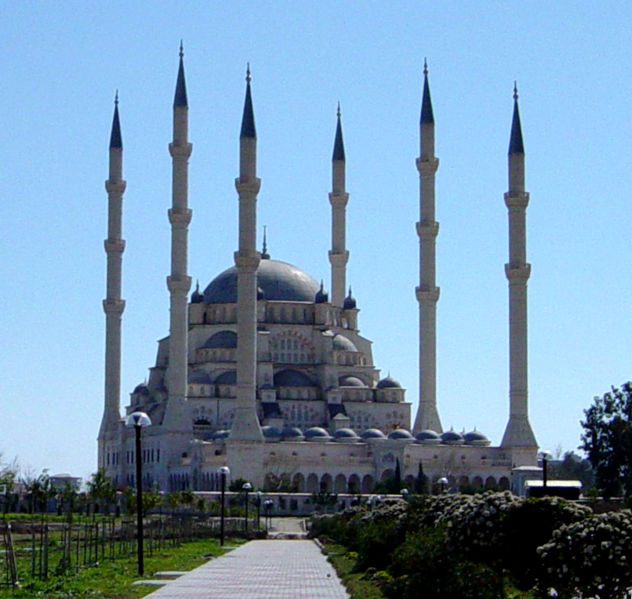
xmin=202 ymin=258 xmax=320 ymax=304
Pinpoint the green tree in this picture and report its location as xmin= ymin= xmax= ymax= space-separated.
xmin=87 ymin=468 xmax=115 ymax=513
xmin=580 ymin=382 xmax=632 ymax=497
xmin=549 ymin=450 xmax=595 ymax=489
xmin=414 ymin=461 xmax=428 ymax=494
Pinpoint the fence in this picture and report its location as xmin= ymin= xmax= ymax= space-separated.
xmin=0 ymin=514 xmax=253 ymax=589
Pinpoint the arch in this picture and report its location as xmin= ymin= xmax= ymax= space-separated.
xmin=334 ymin=474 xmax=347 ymax=493
xmin=292 ymin=473 xmax=305 ymax=492
xmin=381 ymin=468 xmax=394 ymax=482
xmin=361 ymin=474 xmax=374 ymax=494
xmin=458 ymin=475 xmax=470 ymax=489
xmin=485 ymin=476 xmax=496 ymax=489
xmin=498 ymin=476 xmax=510 ymax=490
xmin=472 ymin=476 xmax=483 ymax=489
xmin=320 ymin=473 xmax=332 ymax=492
xmin=306 ymin=473 xmax=319 ymax=494
xmin=348 ymin=474 xmax=361 ymax=494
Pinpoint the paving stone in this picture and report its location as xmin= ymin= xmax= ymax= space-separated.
xmin=144 ymin=540 xmax=349 ymax=598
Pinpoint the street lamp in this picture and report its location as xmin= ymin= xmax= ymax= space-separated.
xmin=125 ymin=411 xmax=151 ymax=576
xmin=263 ymin=499 xmax=274 ymax=531
xmin=400 ymin=488 xmax=409 ymax=501
xmin=242 ymin=482 xmax=252 ymax=533
xmin=255 ymin=491 xmax=262 ymax=530
xmin=218 ymin=466 xmax=230 ymax=546
xmin=539 ymin=450 xmax=552 ymax=493
xmin=438 ymin=476 xmax=448 ymax=494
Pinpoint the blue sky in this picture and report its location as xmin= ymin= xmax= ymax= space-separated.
xmin=1 ymin=2 xmax=631 ymax=482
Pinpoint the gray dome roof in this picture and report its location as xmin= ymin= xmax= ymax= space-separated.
xmin=215 ymin=371 xmax=236 ymax=385
xmin=440 ymin=429 xmax=464 ymax=445
xmin=360 ymin=428 xmax=387 ymax=439
xmin=262 ymin=425 xmax=282 ymax=438
xmin=414 ymin=429 xmax=442 ymax=444
xmin=212 ymin=429 xmax=230 ymax=440
xmin=463 ymin=430 xmax=491 ymax=446
xmin=339 ymin=375 xmax=365 ymax=387
xmin=387 ymin=428 xmax=413 ymax=440
xmin=281 ymin=427 xmax=304 ymax=440
xmin=377 ymin=376 xmax=402 ymax=389
xmin=333 ymin=334 xmax=357 ymax=352
xmin=188 ymin=371 xmax=213 ymax=384
xmin=203 ymin=259 xmax=320 ymax=304
xmin=202 ymin=330 xmax=237 ymax=349
xmin=133 ymin=384 xmax=150 ymax=395
xmin=274 ymin=369 xmax=315 ymax=387
xmin=304 ymin=427 xmax=331 ymax=441
xmin=334 ymin=428 xmax=358 ymax=439
xmin=343 ymin=289 xmax=357 ymax=310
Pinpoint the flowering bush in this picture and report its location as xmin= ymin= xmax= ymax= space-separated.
xmin=537 ymin=510 xmax=632 ymax=599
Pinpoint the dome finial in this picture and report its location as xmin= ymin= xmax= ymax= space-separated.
xmin=246 ymin=62 xmax=251 ymax=83
xmin=114 ymin=89 xmax=119 ymax=106
xmin=240 ymin=64 xmax=256 ymax=138
xmin=179 ymin=40 xmax=184 ymax=58
xmin=337 ymin=101 xmax=341 ymax=119
xmin=261 ymin=225 xmax=270 ymax=259
xmin=423 ymin=57 xmax=428 ymax=76
xmin=109 ymin=90 xmax=122 ymax=149
xmin=508 ymin=81 xmax=524 ymax=154
xmin=513 ymin=80 xmax=518 ymax=101
xmin=173 ymin=43 xmax=188 ymax=107
xmin=420 ymin=59 xmax=434 ymax=124
xmin=332 ymin=103 xmax=346 ymax=161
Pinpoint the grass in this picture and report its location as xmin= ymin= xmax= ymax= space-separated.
xmin=321 ymin=541 xmax=386 ymax=599
xmin=0 ymin=536 xmax=240 ymax=599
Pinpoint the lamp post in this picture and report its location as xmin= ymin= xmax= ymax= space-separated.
xmin=242 ymin=482 xmax=252 ymax=533
xmin=539 ymin=450 xmax=551 ymax=494
xmin=400 ymin=488 xmax=409 ymax=502
xmin=255 ymin=491 xmax=262 ymax=530
xmin=438 ymin=476 xmax=448 ymax=494
xmin=125 ymin=411 xmax=151 ymax=576
xmin=218 ymin=466 xmax=230 ymax=546
xmin=263 ymin=499 xmax=274 ymax=531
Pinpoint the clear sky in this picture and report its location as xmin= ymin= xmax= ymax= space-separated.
xmin=1 ymin=2 xmax=631 ymax=483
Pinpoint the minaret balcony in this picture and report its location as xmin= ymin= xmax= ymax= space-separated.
xmin=104 ymin=238 xmax=126 ymax=253
xmin=103 ymin=298 xmax=125 ymax=314
xmin=416 ymin=157 xmax=439 ymax=175
xmin=328 ymin=251 xmax=349 ymax=266
xmin=416 ymin=220 xmax=439 ymax=238
xmin=328 ymin=192 xmax=349 ymax=207
xmin=234 ymin=177 xmax=261 ymax=195
xmin=505 ymin=263 xmax=531 ymax=281
xmin=415 ymin=286 xmax=440 ymax=302
xmin=168 ymin=207 xmax=192 ymax=226
xmin=168 ymin=142 xmax=192 ymax=158
xmin=105 ymin=180 xmax=126 ymax=194
xmin=167 ymin=274 xmax=192 ymax=292
xmin=504 ymin=191 xmax=529 ymax=209
xmin=234 ymin=251 xmax=261 ymax=271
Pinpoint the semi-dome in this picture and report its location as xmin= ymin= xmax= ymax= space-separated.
xmin=203 ymin=259 xmax=320 ymax=304
xmin=338 ymin=375 xmax=365 ymax=387
xmin=440 ymin=429 xmax=464 ymax=445
xmin=377 ymin=376 xmax=402 ymax=389
xmin=333 ymin=334 xmax=357 ymax=352
xmin=215 ymin=371 xmax=236 ymax=385
xmin=274 ymin=369 xmax=315 ymax=387
xmin=463 ymin=429 xmax=491 ymax=446
xmin=188 ymin=371 xmax=213 ymax=384
xmin=304 ymin=427 xmax=331 ymax=441
xmin=360 ymin=428 xmax=387 ymax=439
xmin=414 ymin=429 xmax=442 ymax=444
xmin=202 ymin=330 xmax=237 ymax=349
xmin=387 ymin=428 xmax=413 ymax=440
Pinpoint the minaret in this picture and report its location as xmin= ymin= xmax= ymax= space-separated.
xmin=413 ymin=61 xmax=442 ymax=433
xmin=230 ymin=66 xmax=264 ymax=441
xmin=163 ymin=44 xmax=192 ymax=432
xmin=501 ymin=84 xmax=537 ymax=449
xmin=98 ymin=92 xmax=126 ymax=467
xmin=328 ymin=103 xmax=349 ymax=308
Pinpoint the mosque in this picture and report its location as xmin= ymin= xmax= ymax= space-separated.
xmin=97 ymin=50 xmax=538 ymax=494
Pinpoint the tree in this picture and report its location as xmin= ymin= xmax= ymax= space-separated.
xmin=549 ymin=451 xmax=594 ymax=489
xmin=580 ymin=382 xmax=632 ymax=497
xmin=87 ymin=468 xmax=115 ymax=513
xmin=414 ymin=461 xmax=429 ymax=494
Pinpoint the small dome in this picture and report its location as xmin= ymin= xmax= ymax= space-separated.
xmin=333 ymin=334 xmax=357 ymax=352
xmin=215 ymin=371 xmax=236 ymax=385
xmin=360 ymin=428 xmax=387 ymax=439
xmin=414 ymin=429 xmax=442 ymax=444
xmin=343 ymin=288 xmax=357 ymax=310
xmin=441 ymin=429 xmax=464 ymax=445
xmin=387 ymin=429 xmax=413 ymax=440
xmin=463 ymin=430 xmax=491 ymax=446
xmin=188 ymin=371 xmax=212 ymax=384
xmin=377 ymin=376 xmax=402 ymax=389
xmin=191 ymin=282 xmax=204 ymax=304
xmin=212 ymin=429 xmax=230 ymax=440
xmin=304 ymin=427 xmax=331 ymax=441
xmin=338 ymin=375 xmax=365 ymax=387
xmin=333 ymin=428 xmax=359 ymax=442
xmin=202 ymin=330 xmax=237 ymax=349
xmin=274 ymin=369 xmax=315 ymax=387
xmin=315 ymin=281 xmax=328 ymax=304
xmin=133 ymin=384 xmax=150 ymax=395
xmin=281 ymin=427 xmax=304 ymax=440
xmin=261 ymin=425 xmax=283 ymax=439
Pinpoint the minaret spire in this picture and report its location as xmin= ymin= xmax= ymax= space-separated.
xmin=164 ymin=46 xmax=193 ymax=434
xmin=328 ymin=103 xmax=349 ymax=307
xmin=230 ymin=65 xmax=264 ymax=442
xmin=99 ymin=92 xmax=127 ymax=470
xmin=413 ymin=61 xmax=442 ymax=434
xmin=501 ymin=84 xmax=537 ymax=452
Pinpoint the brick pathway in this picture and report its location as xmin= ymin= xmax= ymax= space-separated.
xmin=144 ymin=540 xmax=349 ymax=598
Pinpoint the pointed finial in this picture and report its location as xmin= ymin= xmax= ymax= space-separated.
xmin=423 ymin=57 xmax=428 ymax=76
xmin=337 ymin=101 xmax=341 ymax=119
xmin=109 ymin=90 xmax=122 ymax=149
xmin=240 ymin=65 xmax=256 ymax=138
xmin=332 ymin=103 xmax=346 ymax=161
xmin=195 ymin=279 xmax=199 ymax=292
xmin=114 ymin=89 xmax=119 ymax=106
xmin=246 ymin=62 xmax=251 ymax=83
xmin=513 ymin=81 xmax=518 ymax=101
xmin=179 ymin=40 xmax=184 ymax=58
xmin=173 ymin=43 xmax=188 ymax=107
xmin=261 ymin=225 xmax=270 ymax=259
xmin=508 ymin=82 xmax=524 ymax=154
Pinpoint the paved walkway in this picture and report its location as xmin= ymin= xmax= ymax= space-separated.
xmin=144 ymin=539 xmax=349 ymax=598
